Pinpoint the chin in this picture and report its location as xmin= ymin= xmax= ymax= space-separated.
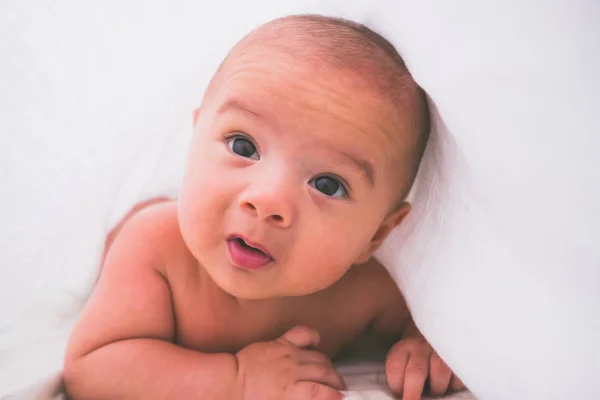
xmin=207 ymin=263 xmax=333 ymax=300
xmin=208 ymin=269 xmax=275 ymax=300
xmin=224 ymin=284 xmax=276 ymax=300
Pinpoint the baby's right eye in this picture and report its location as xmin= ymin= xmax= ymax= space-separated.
xmin=309 ymin=175 xmax=348 ymax=198
xmin=226 ymin=135 xmax=259 ymax=160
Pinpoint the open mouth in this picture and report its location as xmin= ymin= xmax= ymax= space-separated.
xmin=226 ymin=235 xmax=273 ymax=270
xmin=237 ymin=237 xmax=262 ymax=251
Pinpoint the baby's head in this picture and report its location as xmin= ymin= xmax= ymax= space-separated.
xmin=179 ymin=15 xmax=429 ymax=299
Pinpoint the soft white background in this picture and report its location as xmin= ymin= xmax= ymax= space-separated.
xmin=1 ymin=0 xmax=599 ymax=399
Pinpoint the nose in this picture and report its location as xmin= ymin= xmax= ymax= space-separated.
xmin=238 ymin=174 xmax=295 ymax=228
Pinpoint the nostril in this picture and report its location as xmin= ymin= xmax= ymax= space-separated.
xmin=271 ymin=214 xmax=283 ymax=222
xmin=242 ymin=201 xmax=256 ymax=211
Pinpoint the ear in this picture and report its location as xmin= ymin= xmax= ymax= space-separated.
xmin=353 ymin=202 xmax=411 ymax=264
xmin=192 ymin=107 xmax=201 ymax=126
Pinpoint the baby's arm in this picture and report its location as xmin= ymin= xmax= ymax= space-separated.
xmin=366 ymin=259 xmax=465 ymax=400
xmin=63 ymin=205 xmax=237 ymax=399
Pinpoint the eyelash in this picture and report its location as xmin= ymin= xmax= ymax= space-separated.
xmin=223 ymin=132 xmax=260 ymax=159
xmin=311 ymin=174 xmax=351 ymax=199
xmin=224 ymin=132 xmax=258 ymax=149
xmin=222 ymin=132 xmax=352 ymax=199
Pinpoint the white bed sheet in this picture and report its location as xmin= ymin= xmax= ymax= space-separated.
xmin=7 ymin=364 xmax=477 ymax=400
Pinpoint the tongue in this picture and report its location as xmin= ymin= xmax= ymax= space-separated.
xmin=229 ymin=239 xmax=271 ymax=269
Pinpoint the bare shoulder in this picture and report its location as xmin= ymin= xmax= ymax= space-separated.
xmin=297 ymin=259 xmax=409 ymax=355
xmin=339 ymin=258 xmax=401 ymax=299
xmin=339 ymin=258 xmax=410 ymax=342
xmin=110 ymin=200 xmax=187 ymax=275
xmin=66 ymin=201 xmax=184 ymax=362
xmin=120 ymin=200 xmax=181 ymax=245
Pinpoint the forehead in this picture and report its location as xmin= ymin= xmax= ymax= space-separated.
xmin=208 ymin=48 xmax=403 ymax=180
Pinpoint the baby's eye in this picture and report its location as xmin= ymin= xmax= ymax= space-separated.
xmin=310 ymin=176 xmax=348 ymax=198
xmin=226 ymin=135 xmax=259 ymax=160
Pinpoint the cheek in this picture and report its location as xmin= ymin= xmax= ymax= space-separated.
xmin=182 ymin=140 xmax=236 ymax=204
xmin=178 ymin=148 xmax=234 ymax=249
xmin=290 ymin=213 xmax=376 ymax=284
xmin=316 ymin=208 xmax=379 ymax=252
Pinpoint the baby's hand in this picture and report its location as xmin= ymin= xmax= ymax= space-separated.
xmin=385 ymin=337 xmax=464 ymax=400
xmin=234 ymin=326 xmax=346 ymax=400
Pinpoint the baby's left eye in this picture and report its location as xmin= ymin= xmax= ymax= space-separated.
xmin=310 ymin=176 xmax=348 ymax=198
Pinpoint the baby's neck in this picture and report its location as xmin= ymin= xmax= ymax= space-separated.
xmin=200 ymin=266 xmax=295 ymax=320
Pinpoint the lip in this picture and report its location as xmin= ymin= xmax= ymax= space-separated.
xmin=226 ymin=234 xmax=274 ymax=271
xmin=227 ymin=234 xmax=273 ymax=258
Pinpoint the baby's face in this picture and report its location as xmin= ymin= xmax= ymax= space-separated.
xmin=179 ymin=47 xmax=409 ymax=299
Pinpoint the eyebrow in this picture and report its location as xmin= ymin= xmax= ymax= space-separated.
xmin=217 ymin=98 xmax=263 ymax=120
xmin=340 ymin=151 xmax=375 ymax=187
xmin=218 ymin=97 xmax=374 ymax=186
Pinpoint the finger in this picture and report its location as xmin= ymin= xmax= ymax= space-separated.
xmin=297 ymin=363 xmax=347 ymax=391
xmin=297 ymin=349 xmax=333 ymax=367
xmin=428 ymin=352 xmax=452 ymax=397
xmin=277 ymin=326 xmax=320 ymax=348
xmin=450 ymin=374 xmax=466 ymax=391
xmin=401 ymin=352 xmax=431 ymax=400
xmin=385 ymin=344 xmax=410 ymax=395
xmin=292 ymin=381 xmax=344 ymax=400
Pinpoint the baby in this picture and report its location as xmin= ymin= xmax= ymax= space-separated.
xmin=64 ymin=15 xmax=464 ymax=400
